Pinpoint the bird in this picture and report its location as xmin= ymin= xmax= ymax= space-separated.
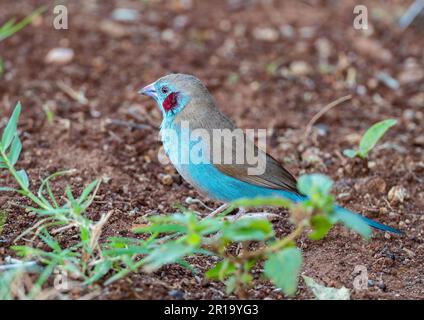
xmin=139 ymin=73 xmax=401 ymax=235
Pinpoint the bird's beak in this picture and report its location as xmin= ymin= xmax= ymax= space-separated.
xmin=139 ymin=82 xmax=158 ymax=99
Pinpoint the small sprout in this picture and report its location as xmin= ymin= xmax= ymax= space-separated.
xmin=0 ymin=7 xmax=46 ymax=42
xmin=343 ymin=119 xmax=397 ymax=159
xmin=42 ymin=103 xmax=55 ymax=124
xmin=0 ymin=210 xmax=7 ymax=236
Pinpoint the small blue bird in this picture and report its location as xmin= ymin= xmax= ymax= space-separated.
xmin=140 ymin=74 xmax=401 ymax=235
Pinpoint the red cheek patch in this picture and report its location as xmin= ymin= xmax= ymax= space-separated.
xmin=162 ymin=92 xmax=180 ymax=112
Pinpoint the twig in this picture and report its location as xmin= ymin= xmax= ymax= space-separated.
xmin=105 ymin=118 xmax=152 ymax=131
xmin=302 ymin=95 xmax=352 ymax=145
xmin=0 ymin=261 xmax=39 ymax=272
xmin=57 ymin=81 xmax=89 ymax=105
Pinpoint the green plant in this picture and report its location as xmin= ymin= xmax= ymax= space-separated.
xmin=343 ymin=119 xmax=397 ymax=159
xmin=0 ymin=7 xmax=45 ymax=42
xmin=0 ymin=102 xmax=114 ymax=297
xmin=129 ymin=174 xmax=370 ymax=298
xmin=0 ymin=7 xmax=46 ymax=76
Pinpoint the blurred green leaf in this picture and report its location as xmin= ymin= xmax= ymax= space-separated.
xmin=85 ymin=260 xmax=113 ymax=285
xmin=359 ymin=119 xmax=397 ymax=158
xmin=264 ymin=247 xmax=302 ymax=296
xmin=222 ymin=218 xmax=274 ymax=242
xmin=309 ymin=215 xmax=333 ymax=240
xmin=185 ymin=233 xmax=202 ymax=246
xmin=231 ymin=197 xmax=292 ymax=209
xmin=206 ymin=260 xmax=236 ymax=281
xmin=134 ymin=223 xmax=187 ymax=234
xmin=0 ymin=7 xmax=46 ymax=42
xmin=225 ymin=275 xmax=237 ymax=294
xmin=333 ymin=208 xmax=372 ymax=239
xmin=343 ymin=149 xmax=357 ymax=158
xmin=303 ymin=275 xmax=350 ymax=300
xmin=298 ymin=174 xmax=333 ymax=196
xmin=0 ymin=187 xmax=18 ymax=192
xmin=143 ymin=242 xmax=194 ymax=272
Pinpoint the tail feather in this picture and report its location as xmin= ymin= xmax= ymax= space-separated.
xmin=335 ymin=205 xmax=403 ymax=235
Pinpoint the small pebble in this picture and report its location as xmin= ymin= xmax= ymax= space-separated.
xmin=253 ymin=27 xmax=279 ymax=42
xmin=45 ymin=48 xmax=74 ymax=65
xmin=388 ymin=186 xmax=409 ymax=205
xmin=111 ymin=8 xmax=139 ymax=22
xmin=290 ymin=61 xmax=312 ymax=76
xmin=160 ymin=174 xmax=173 ymax=186
xmin=168 ymin=289 xmax=185 ymax=299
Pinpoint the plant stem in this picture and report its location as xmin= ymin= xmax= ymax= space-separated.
xmin=241 ymin=223 xmax=306 ymax=260
xmin=0 ymin=148 xmax=50 ymax=210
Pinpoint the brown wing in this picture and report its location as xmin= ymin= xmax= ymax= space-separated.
xmin=215 ymin=148 xmax=300 ymax=194
xmin=174 ymin=98 xmax=299 ymax=194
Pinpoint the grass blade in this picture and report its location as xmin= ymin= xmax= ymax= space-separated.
xmin=1 ymin=102 xmax=21 ymax=152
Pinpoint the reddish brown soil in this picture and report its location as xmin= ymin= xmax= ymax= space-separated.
xmin=0 ymin=0 xmax=423 ymax=299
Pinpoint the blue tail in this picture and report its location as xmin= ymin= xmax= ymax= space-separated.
xmin=334 ymin=205 xmax=403 ymax=235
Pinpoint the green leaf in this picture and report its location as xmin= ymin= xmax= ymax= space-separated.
xmin=77 ymin=179 xmax=99 ymax=204
xmin=358 ymin=119 xmax=397 ymax=157
xmin=343 ymin=149 xmax=357 ymax=158
xmin=264 ymin=247 xmax=303 ymax=296
xmin=206 ymin=260 xmax=236 ymax=281
xmin=16 ymin=169 xmax=29 ymax=188
xmin=231 ymin=197 xmax=292 ymax=210
xmin=1 ymin=102 xmax=21 ymax=152
xmin=0 ymin=187 xmax=18 ymax=192
xmin=222 ymin=218 xmax=274 ymax=242
xmin=9 ymin=135 xmax=22 ymax=165
xmin=38 ymin=230 xmax=62 ymax=252
xmin=333 ymin=208 xmax=372 ymax=239
xmin=0 ymin=7 xmax=46 ymax=42
xmin=85 ymin=260 xmax=113 ymax=284
xmin=185 ymin=233 xmax=202 ymax=246
xmin=143 ymin=242 xmax=194 ymax=272
xmin=302 ymin=275 xmax=350 ymax=300
xmin=298 ymin=174 xmax=333 ymax=197
xmin=309 ymin=215 xmax=333 ymax=240
xmin=225 ymin=276 xmax=237 ymax=294
xmin=133 ymin=223 xmax=187 ymax=234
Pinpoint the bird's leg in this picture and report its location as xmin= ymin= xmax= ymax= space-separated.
xmin=205 ymin=203 xmax=230 ymax=218
xmin=233 ymin=207 xmax=246 ymax=220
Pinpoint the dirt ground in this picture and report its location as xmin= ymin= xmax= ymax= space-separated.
xmin=0 ymin=0 xmax=423 ymax=299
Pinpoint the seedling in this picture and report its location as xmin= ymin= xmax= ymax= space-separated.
xmin=0 ymin=7 xmax=45 ymax=42
xmin=0 ymin=102 xmax=113 ymax=297
xmin=343 ymin=119 xmax=397 ymax=159
xmin=0 ymin=7 xmax=46 ymax=76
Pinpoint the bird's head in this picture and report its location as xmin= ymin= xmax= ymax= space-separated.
xmin=139 ymin=74 xmax=211 ymax=122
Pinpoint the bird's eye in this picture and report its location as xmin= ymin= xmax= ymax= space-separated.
xmin=161 ymin=86 xmax=169 ymax=94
